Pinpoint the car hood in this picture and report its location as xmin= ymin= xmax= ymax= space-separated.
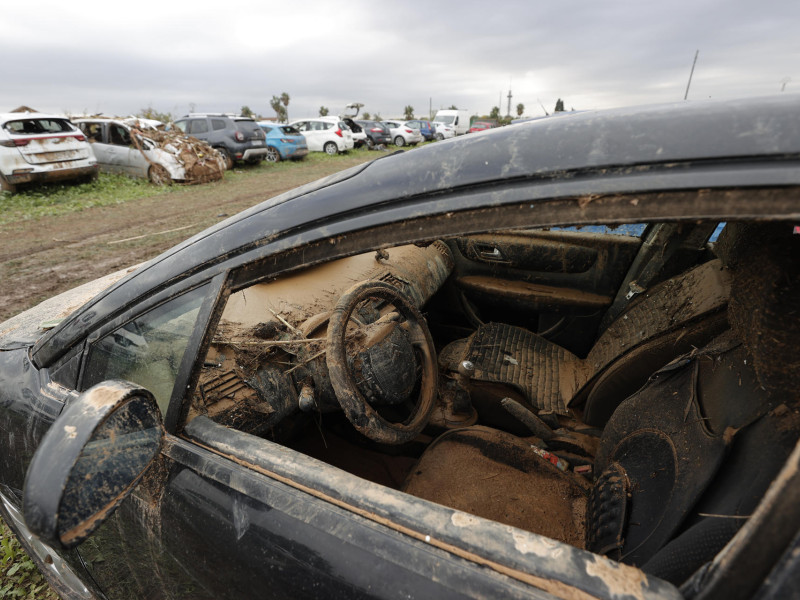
xmin=0 ymin=265 xmax=139 ymax=349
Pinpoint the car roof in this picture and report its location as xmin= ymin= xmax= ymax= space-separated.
xmin=33 ymin=95 xmax=800 ymax=365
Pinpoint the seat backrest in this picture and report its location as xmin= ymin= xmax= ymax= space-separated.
xmin=578 ymin=259 xmax=731 ymax=425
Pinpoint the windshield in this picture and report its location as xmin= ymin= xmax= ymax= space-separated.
xmin=279 ymin=126 xmax=300 ymax=135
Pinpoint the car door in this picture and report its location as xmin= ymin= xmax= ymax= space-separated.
xmin=54 ymin=270 xmax=552 ymax=600
xmin=293 ymin=120 xmax=320 ymax=151
xmin=104 ymin=123 xmax=147 ymax=177
xmin=78 ymin=121 xmax=118 ymax=173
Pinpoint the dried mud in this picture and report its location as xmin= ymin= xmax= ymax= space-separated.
xmin=0 ymin=155 xmax=374 ymax=323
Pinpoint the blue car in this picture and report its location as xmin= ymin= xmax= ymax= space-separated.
xmin=257 ymin=122 xmax=308 ymax=162
xmin=404 ymin=119 xmax=436 ymax=142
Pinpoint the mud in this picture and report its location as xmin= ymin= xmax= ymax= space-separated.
xmin=0 ymin=154 xmax=375 ymax=324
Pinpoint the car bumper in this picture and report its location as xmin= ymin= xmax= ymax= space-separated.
xmin=281 ymin=146 xmax=308 ymax=159
xmin=239 ymin=148 xmax=269 ymax=161
xmin=3 ymin=163 xmax=98 ymax=185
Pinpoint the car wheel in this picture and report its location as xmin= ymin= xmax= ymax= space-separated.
xmin=148 ymin=164 xmax=172 ymax=186
xmin=435 ymin=133 xmax=444 ymax=141
xmin=0 ymin=174 xmax=16 ymax=194
xmin=366 ymin=137 xmax=375 ymax=150
xmin=324 ymin=142 xmax=338 ymax=155
xmin=216 ymin=147 xmax=233 ymax=170
xmin=265 ymin=147 xmax=281 ymax=163
xmin=394 ymin=136 xmax=405 ymax=147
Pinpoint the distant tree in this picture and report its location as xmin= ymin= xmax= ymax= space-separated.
xmin=270 ymin=96 xmax=287 ymax=122
xmin=403 ymin=105 xmax=414 ymax=120
xmin=363 ymin=111 xmax=371 ymax=120
xmin=319 ymin=106 xmax=329 ymax=116
xmin=137 ymin=106 xmax=173 ymax=123
xmin=373 ymin=112 xmax=382 ymax=121
xmin=554 ymin=98 xmax=565 ymax=112
xmin=448 ymin=105 xmax=458 ymax=110
xmin=489 ymin=106 xmax=500 ymax=120
xmin=240 ymin=106 xmax=254 ymax=118
xmin=280 ymin=92 xmax=291 ymax=122
xmin=516 ymin=103 xmax=525 ymax=117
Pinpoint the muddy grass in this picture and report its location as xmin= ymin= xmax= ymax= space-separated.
xmin=0 ymin=152 xmax=376 ymax=323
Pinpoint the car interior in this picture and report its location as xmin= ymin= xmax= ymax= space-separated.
xmin=183 ymin=218 xmax=800 ymax=586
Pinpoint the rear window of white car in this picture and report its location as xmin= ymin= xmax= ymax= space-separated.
xmin=4 ymin=118 xmax=74 ymax=135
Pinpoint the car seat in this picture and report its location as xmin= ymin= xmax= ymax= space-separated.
xmin=440 ymin=257 xmax=731 ymax=427
xmin=586 ymin=222 xmax=800 ymax=583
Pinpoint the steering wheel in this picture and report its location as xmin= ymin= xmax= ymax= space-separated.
xmin=326 ymin=280 xmax=438 ymax=445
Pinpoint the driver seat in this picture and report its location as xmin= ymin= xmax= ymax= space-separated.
xmin=441 ymin=258 xmax=730 ymax=426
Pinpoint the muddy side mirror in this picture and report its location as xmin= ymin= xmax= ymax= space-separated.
xmin=23 ymin=380 xmax=164 ymax=548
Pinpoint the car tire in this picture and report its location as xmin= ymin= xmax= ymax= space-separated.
xmin=324 ymin=142 xmax=338 ymax=156
xmin=366 ymin=137 xmax=375 ymax=150
xmin=148 ymin=164 xmax=172 ymax=186
xmin=435 ymin=133 xmax=444 ymax=141
xmin=265 ymin=147 xmax=281 ymax=163
xmin=216 ymin=147 xmax=234 ymax=170
xmin=0 ymin=174 xmax=16 ymax=194
xmin=394 ymin=136 xmax=405 ymax=147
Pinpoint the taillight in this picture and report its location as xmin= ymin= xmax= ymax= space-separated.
xmin=280 ymin=138 xmax=294 ymax=143
xmin=0 ymin=139 xmax=17 ymax=147
xmin=334 ymin=128 xmax=343 ymax=138
xmin=234 ymin=131 xmax=245 ymax=142
xmin=370 ymin=128 xmax=382 ymax=133
xmin=72 ymin=133 xmax=86 ymax=142
xmin=13 ymin=139 xmax=30 ymax=147
xmin=404 ymin=128 xmax=413 ymax=133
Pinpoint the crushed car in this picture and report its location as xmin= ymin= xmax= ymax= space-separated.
xmin=75 ymin=118 xmax=225 ymax=185
xmin=1 ymin=95 xmax=800 ymax=600
xmin=0 ymin=110 xmax=98 ymax=193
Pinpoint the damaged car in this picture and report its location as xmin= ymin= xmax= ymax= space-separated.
xmin=1 ymin=95 xmax=800 ymax=600
xmin=75 ymin=118 xmax=225 ymax=185
xmin=0 ymin=111 xmax=98 ymax=194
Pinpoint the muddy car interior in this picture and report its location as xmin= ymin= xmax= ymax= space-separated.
xmin=178 ymin=219 xmax=798 ymax=586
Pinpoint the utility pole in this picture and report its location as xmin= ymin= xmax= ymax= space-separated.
xmin=506 ymin=89 xmax=512 ymax=117
xmin=781 ymin=77 xmax=791 ymax=92
xmin=684 ymin=50 xmax=699 ymax=100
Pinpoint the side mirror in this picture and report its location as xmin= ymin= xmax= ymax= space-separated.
xmin=23 ymin=381 xmax=164 ymax=548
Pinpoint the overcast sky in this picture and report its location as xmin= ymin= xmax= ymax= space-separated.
xmin=3 ymin=0 xmax=798 ymax=121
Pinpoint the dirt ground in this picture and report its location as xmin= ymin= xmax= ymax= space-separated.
xmin=0 ymin=155 xmax=374 ymax=323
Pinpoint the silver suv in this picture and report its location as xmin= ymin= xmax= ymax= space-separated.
xmin=173 ymin=114 xmax=267 ymax=167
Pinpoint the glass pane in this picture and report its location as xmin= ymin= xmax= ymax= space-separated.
xmin=83 ymin=285 xmax=209 ymax=413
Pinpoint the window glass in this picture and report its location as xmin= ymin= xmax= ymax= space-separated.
xmin=212 ymin=119 xmax=227 ymax=131
xmin=4 ymin=118 xmax=73 ymax=134
xmin=82 ymin=285 xmax=209 ymax=414
xmin=173 ymin=120 xmax=188 ymax=133
xmin=549 ymin=224 xmax=647 ymax=237
xmin=189 ymin=120 xmax=209 ymax=134
xmin=109 ymin=125 xmax=131 ymax=146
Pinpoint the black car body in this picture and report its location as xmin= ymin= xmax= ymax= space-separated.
xmin=172 ymin=114 xmax=267 ymax=167
xmin=2 ymin=96 xmax=800 ymax=600
xmin=355 ymin=119 xmax=392 ymax=148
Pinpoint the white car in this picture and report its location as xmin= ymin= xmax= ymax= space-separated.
xmin=0 ymin=112 xmax=98 ymax=193
xmin=432 ymin=122 xmax=456 ymax=140
xmin=289 ymin=117 xmax=354 ymax=155
xmin=75 ymin=118 xmax=224 ymax=184
xmin=381 ymin=121 xmax=424 ymax=147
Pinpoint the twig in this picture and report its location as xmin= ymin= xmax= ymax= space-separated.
xmin=108 ymin=223 xmax=197 ymax=245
